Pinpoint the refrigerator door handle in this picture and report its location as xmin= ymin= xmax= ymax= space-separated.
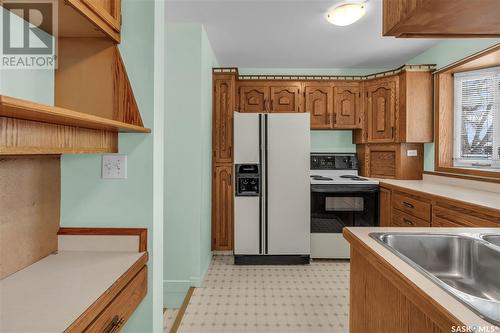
xmin=264 ymin=114 xmax=269 ymax=254
xmin=258 ymin=114 xmax=263 ymax=254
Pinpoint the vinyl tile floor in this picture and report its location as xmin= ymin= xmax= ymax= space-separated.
xmin=165 ymin=255 xmax=350 ymax=333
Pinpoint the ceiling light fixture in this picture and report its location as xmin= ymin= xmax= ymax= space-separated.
xmin=326 ymin=2 xmax=367 ymax=26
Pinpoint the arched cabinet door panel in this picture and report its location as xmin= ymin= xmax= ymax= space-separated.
xmin=212 ymin=164 xmax=233 ymax=250
xmin=269 ymin=83 xmax=301 ymax=113
xmin=333 ymin=83 xmax=362 ymax=129
xmin=238 ymin=85 xmax=269 ymax=113
xmin=304 ymin=84 xmax=333 ymax=129
xmin=366 ymin=77 xmax=398 ymax=143
xmin=213 ymin=75 xmax=235 ymax=163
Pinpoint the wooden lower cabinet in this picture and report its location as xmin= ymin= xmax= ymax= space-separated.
xmin=349 ymin=246 xmax=453 ymax=333
xmin=84 ymin=266 xmax=147 ymax=332
xmin=380 ymin=185 xmax=500 ymax=228
xmin=212 ymin=164 xmax=234 ymax=250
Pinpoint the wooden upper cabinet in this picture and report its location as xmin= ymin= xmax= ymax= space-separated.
xmin=304 ymin=84 xmax=333 ymax=129
xmin=238 ymin=82 xmax=301 ymax=113
xmin=63 ymin=0 xmax=122 ymax=42
xmin=269 ymin=84 xmax=301 ymax=113
xmin=212 ymin=165 xmax=234 ymax=251
xmin=383 ymin=0 xmax=500 ymax=38
xmin=238 ymin=84 xmax=269 ymax=113
xmin=333 ymin=82 xmax=362 ymax=129
xmin=213 ymin=74 xmax=235 ymax=163
xmin=366 ymin=77 xmax=398 ymax=143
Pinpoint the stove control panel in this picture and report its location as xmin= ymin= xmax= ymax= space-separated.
xmin=311 ymin=153 xmax=358 ymax=170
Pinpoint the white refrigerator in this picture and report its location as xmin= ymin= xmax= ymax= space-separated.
xmin=233 ymin=112 xmax=310 ymax=264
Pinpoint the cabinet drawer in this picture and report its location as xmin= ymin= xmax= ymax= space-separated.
xmin=392 ymin=192 xmax=430 ymax=221
xmin=392 ymin=209 xmax=430 ymax=227
xmin=432 ymin=215 xmax=466 ymax=227
xmin=432 ymin=204 xmax=500 ymax=227
xmin=84 ymin=266 xmax=147 ymax=333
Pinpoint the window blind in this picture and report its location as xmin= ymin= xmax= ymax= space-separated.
xmin=453 ymin=66 xmax=500 ymax=171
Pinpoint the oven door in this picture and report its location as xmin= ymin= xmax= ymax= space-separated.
xmin=311 ymin=184 xmax=379 ymax=233
xmin=310 ymin=184 xmax=379 ymax=259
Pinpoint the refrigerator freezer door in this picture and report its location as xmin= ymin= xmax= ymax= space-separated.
xmin=266 ymin=113 xmax=310 ymax=255
xmin=234 ymin=197 xmax=260 ymax=254
xmin=234 ymin=112 xmax=261 ymax=164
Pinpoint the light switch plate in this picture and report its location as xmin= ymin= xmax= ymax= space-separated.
xmin=102 ymin=155 xmax=127 ymax=179
xmin=407 ymin=149 xmax=418 ymax=157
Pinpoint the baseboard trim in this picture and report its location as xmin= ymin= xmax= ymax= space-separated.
xmin=234 ymin=254 xmax=310 ymax=265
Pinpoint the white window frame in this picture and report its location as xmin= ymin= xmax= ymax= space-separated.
xmin=453 ymin=67 xmax=500 ymax=172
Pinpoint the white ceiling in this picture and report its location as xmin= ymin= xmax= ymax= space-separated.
xmin=166 ymin=0 xmax=440 ymax=68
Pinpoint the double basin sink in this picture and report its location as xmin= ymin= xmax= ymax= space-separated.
xmin=370 ymin=232 xmax=500 ymax=326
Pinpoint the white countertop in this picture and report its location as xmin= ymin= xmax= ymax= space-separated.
xmin=379 ymin=177 xmax=500 ymax=212
xmin=0 ymin=251 xmax=144 ymax=333
xmin=345 ymin=227 xmax=500 ymax=331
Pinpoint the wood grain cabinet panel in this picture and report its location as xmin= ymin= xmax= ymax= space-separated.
xmin=379 ymin=187 xmax=392 ymax=227
xmin=304 ymin=84 xmax=333 ymax=129
xmin=432 ymin=203 xmax=500 ymax=227
xmin=349 ymin=247 xmax=449 ymax=333
xmin=333 ymin=83 xmax=362 ymax=129
xmin=366 ymin=78 xmax=398 ymax=143
xmin=64 ymin=0 xmax=122 ymax=42
xmin=213 ymin=75 xmax=235 ymax=163
xmin=392 ymin=208 xmax=431 ymax=227
xmin=383 ymin=0 xmax=500 ymax=37
xmin=212 ymin=164 xmax=234 ymax=250
xmin=380 ymin=185 xmax=500 ymax=229
xmin=269 ymin=84 xmax=301 ymax=113
xmin=357 ymin=143 xmax=423 ymax=180
xmin=238 ymin=85 xmax=269 ymax=113
xmin=83 ymin=266 xmax=147 ymax=333
xmin=392 ymin=191 xmax=431 ymax=221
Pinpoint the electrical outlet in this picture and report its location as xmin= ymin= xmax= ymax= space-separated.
xmin=407 ymin=149 xmax=418 ymax=157
xmin=102 ymin=155 xmax=127 ymax=179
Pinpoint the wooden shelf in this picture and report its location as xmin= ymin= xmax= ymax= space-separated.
xmin=0 ymin=95 xmax=150 ymax=133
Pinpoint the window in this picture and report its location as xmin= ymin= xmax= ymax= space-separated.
xmin=453 ymin=66 xmax=500 ymax=172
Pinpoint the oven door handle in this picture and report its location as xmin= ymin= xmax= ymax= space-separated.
xmin=311 ymin=186 xmax=379 ymax=194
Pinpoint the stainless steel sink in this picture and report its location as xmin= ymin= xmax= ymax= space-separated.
xmin=370 ymin=232 xmax=500 ymax=326
xmin=483 ymin=234 xmax=500 ymax=248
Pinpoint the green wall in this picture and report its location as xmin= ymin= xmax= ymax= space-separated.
xmin=311 ymin=131 xmax=356 ymax=153
xmin=60 ymin=1 xmax=160 ymax=331
xmin=164 ymin=23 xmax=218 ymax=308
xmin=407 ymin=39 xmax=500 ymax=171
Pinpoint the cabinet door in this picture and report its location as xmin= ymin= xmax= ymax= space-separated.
xmin=304 ymin=84 xmax=333 ymax=129
xmin=333 ymin=83 xmax=362 ymax=129
xmin=212 ymin=164 xmax=234 ymax=250
xmin=366 ymin=78 xmax=397 ymax=143
xmin=213 ymin=75 xmax=234 ymax=163
xmin=238 ymin=85 xmax=269 ymax=113
xmin=269 ymin=84 xmax=301 ymax=113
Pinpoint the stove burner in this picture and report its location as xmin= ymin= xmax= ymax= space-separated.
xmin=340 ymin=175 xmax=368 ymax=181
xmin=311 ymin=175 xmax=333 ymax=181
